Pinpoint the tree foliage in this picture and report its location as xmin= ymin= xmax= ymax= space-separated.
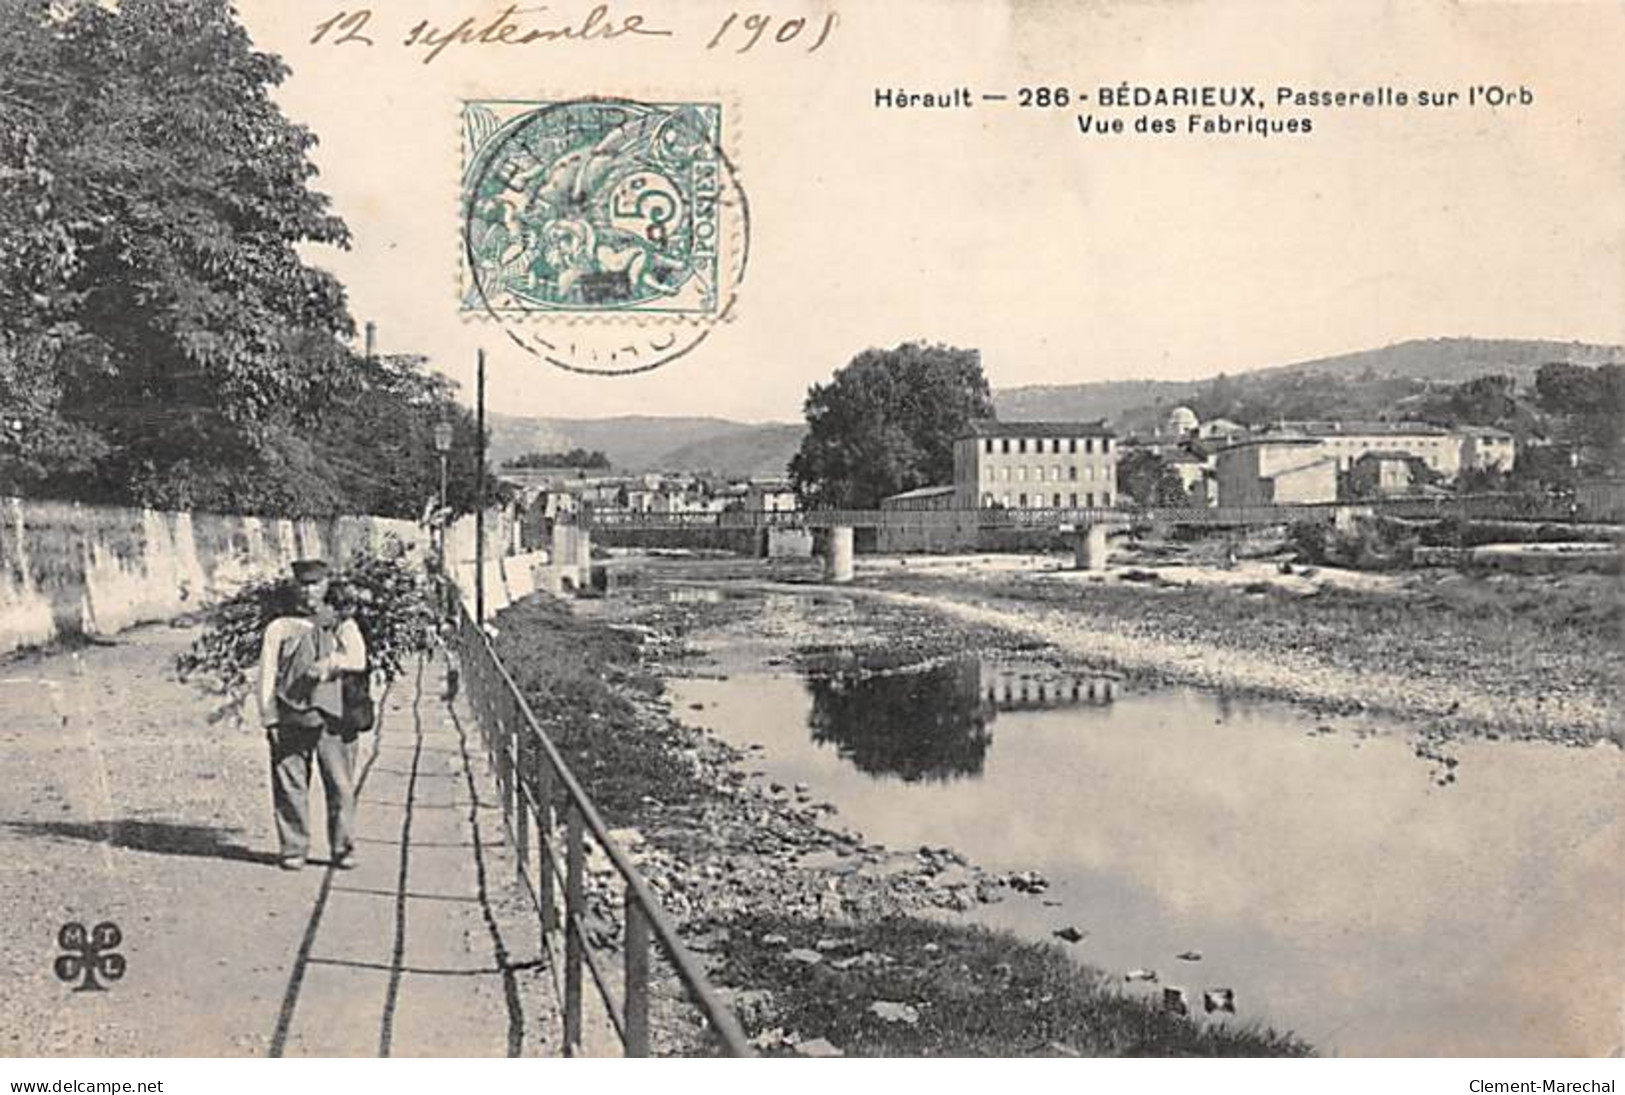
xmin=1533 ymin=363 xmax=1625 ymax=473
xmin=1117 ymin=448 xmax=1189 ymax=506
xmin=504 ymin=448 xmax=611 ymax=470
xmin=0 ymin=0 xmax=496 ymax=519
xmin=177 ymin=541 xmax=438 ymax=708
xmin=0 ymin=0 xmax=354 ymax=500
xmin=789 ymin=343 xmax=993 ymax=509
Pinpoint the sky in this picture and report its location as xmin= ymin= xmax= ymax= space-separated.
xmin=234 ymin=0 xmax=1625 ymax=422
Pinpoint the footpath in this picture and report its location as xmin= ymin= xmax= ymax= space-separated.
xmin=0 ymin=624 xmax=557 ymax=1057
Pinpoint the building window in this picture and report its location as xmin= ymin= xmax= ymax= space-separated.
xmin=1052 ymin=439 xmax=1061 ymax=453
xmin=1103 ymin=490 xmax=1113 ymax=505
xmin=1018 ymin=439 xmax=1027 ymax=454
xmin=1102 ymin=438 xmax=1112 ymax=453
xmin=1086 ymin=466 xmax=1095 ymax=481
xmin=1084 ymin=438 xmax=1094 ymax=454
xmin=1017 ymin=466 xmax=1027 ymax=481
xmin=984 ymin=438 xmax=994 ymax=454
xmin=1068 ymin=466 xmax=1077 ymax=481
xmin=1002 ymin=493 xmax=1011 ymax=507
xmin=982 ymin=493 xmax=995 ymax=507
xmin=1001 ymin=439 xmax=1010 ymax=454
xmin=1069 ymin=492 xmax=1078 ymax=507
xmin=1085 ymin=492 xmax=1094 ymax=507
xmin=1069 ymin=439 xmax=1077 ymax=454
xmin=1018 ymin=493 xmax=1027 ymax=507
xmin=1000 ymin=467 xmax=1010 ymax=482
xmin=1053 ymin=493 xmax=1062 ymax=507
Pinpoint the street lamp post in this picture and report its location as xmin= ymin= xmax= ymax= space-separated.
xmin=432 ymin=421 xmax=454 ymax=612
xmin=433 ymin=421 xmax=453 ymax=515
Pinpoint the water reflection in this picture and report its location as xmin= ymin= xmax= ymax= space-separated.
xmin=805 ymin=659 xmax=1118 ymax=782
xmin=670 ymin=637 xmax=1624 ymax=1055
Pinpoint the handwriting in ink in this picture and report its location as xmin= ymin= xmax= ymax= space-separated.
xmin=707 ymin=10 xmax=838 ymax=53
xmin=403 ymin=5 xmax=672 ymax=64
xmin=310 ymin=9 xmax=375 ymax=46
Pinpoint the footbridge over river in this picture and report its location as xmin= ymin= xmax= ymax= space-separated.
xmin=580 ymin=502 xmax=1376 ymax=579
xmin=578 ymin=494 xmax=1596 ymax=580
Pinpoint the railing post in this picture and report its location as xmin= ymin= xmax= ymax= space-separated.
xmin=536 ymin=750 xmax=556 ymax=935
xmin=564 ymin=802 xmax=584 ymax=1056
xmin=503 ymin=695 xmax=516 ymax=822
xmin=624 ymin=896 xmax=650 ymax=1058
xmin=513 ymin=725 xmax=530 ymax=887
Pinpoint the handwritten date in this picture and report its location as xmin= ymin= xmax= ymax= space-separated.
xmin=310 ymin=5 xmax=839 ymax=63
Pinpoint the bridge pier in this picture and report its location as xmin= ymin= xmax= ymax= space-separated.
xmin=1072 ymin=522 xmax=1112 ymax=572
xmin=822 ymin=525 xmax=855 ymax=583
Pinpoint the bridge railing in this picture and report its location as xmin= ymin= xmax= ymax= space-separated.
xmin=448 ymin=594 xmax=754 ymax=1058
xmin=580 ymin=496 xmax=1597 ymax=534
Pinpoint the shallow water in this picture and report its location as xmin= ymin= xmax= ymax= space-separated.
xmin=667 ymin=621 xmax=1623 ymax=1056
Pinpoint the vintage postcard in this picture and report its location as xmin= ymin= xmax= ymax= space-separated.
xmin=1 ymin=0 xmax=1621 ymax=1069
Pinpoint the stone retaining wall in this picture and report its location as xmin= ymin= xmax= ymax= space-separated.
xmin=0 ymin=498 xmax=428 ymax=656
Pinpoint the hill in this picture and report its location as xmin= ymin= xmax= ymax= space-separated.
xmin=488 ymin=338 xmax=1623 ymax=476
xmin=486 ymin=414 xmax=773 ymax=471
xmin=654 ymin=423 xmax=806 ymax=478
xmin=994 ymin=338 xmax=1625 ymax=425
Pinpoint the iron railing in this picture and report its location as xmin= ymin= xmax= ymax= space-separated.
xmin=582 ymin=495 xmax=1604 ymax=534
xmin=448 ymin=596 xmax=754 ymax=1057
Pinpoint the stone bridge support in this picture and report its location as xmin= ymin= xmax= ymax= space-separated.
xmin=819 ymin=525 xmax=855 ymax=583
xmin=1071 ymin=521 xmax=1115 ymax=572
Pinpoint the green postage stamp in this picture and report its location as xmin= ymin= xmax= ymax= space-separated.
xmin=461 ymin=99 xmax=739 ymax=319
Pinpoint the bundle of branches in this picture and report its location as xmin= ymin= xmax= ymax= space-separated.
xmin=177 ymin=541 xmax=438 ymax=705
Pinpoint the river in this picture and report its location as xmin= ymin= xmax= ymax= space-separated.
xmin=654 ymin=586 xmax=1623 ymax=1056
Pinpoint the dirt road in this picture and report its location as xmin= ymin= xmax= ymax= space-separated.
xmin=0 ymin=625 xmax=556 ymax=1057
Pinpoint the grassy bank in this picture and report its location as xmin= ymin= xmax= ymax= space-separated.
xmin=488 ymin=592 xmax=1309 ymax=1057
xmin=713 ymin=912 xmax=1307 ymax=1057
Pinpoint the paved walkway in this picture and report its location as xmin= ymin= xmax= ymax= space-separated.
xmin=0 ymin=627 xmax=557 ymax=1057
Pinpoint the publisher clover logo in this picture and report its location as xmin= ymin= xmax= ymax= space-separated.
xmin=54 ymin=921 xmax=125 ymax=992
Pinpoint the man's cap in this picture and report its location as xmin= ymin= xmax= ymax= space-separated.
xmin=291 ymin=559 xmax=330 ymax=582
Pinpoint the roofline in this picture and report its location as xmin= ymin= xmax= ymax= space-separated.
xmin=961 ymin=419 xmax=1116 ymax=439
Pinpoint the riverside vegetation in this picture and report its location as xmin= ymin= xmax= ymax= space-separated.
xmin=488 ymin=594 xmax=1309 ymax=1057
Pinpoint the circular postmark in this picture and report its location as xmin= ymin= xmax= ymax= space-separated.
xmin=460 ymin=97 xmax=749 ymax=376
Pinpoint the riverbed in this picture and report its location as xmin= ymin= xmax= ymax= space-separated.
xmin=649 ymin=583 xmax=1623 ymax=1057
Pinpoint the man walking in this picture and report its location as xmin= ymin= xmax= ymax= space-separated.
xmin=258 ymin=559 xmax=368 ymax=871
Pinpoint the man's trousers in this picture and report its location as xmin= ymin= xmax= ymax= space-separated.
xmin=269 ymin=721 xmax=360 ymax=861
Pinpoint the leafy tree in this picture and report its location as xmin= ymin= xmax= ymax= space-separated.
xmin=1441 ymin=374 xmax=1518 ymax=426
xmin=0 ymin=0 xmax=354 ymax=504
xmin=789 ymin=343 xmax=992 ymax=509
xmin=1507 ymin=442 xmax=1581 ymax=492
xmin=1533 ymin=363 xmax=1625 ymax=472
xmin=1117 ymin=448 xmax=1189 ymax=506
xmin=505 ymin=448 xmax=611 ymax=470
xmin=310 ymin=353 xmax=500 ymax=520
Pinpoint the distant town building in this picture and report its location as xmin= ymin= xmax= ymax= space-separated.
xmin=746 ymin=479 xmax=799 ymax=512
xmin=1196 ymin=417 xmax=1247 ymax=442
xmin=1254 ymin=420 xmax=1517 ymax=478
xmin=1214 ymin=437 xmax=1338 ymax=506
xmin=1165 ymin=405 xmax=1200 ymax=436
xmin=880 ymin=485 xmax=957 ymax=511
xmin=1457 ymin=426 xmax=1518 ymax=472
xmin=1164 ymin=449 xmax=1217 ymax=506
xmin=1347 ymin=451 xmax=1416 ymax=498
xmin=953 ymin=420 xmax=1119 ymax=509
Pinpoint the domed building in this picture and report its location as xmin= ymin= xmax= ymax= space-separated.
xmin=1166 ymin=405 xmax=1199 ymax=436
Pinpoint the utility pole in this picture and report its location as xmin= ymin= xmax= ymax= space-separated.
xmin=364 ymin=320 xmax=376 ymax=361
xmin=475 ymin=348 xmax=486 ymax=628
